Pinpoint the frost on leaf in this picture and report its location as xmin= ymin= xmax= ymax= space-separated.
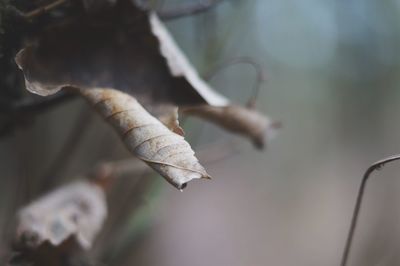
xmin=16 ymin=181 xmax=107 ymax=250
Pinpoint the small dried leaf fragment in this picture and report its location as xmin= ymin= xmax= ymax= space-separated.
xmin=81 ymin=88 xmax=210 ymax=189
xmin=181 ymin=105 xmax=280 ymax=149
xmin=158 ymin=106 xmax=185 ymax=136
xmin=16 ymin=180 xmax=107 ymax=250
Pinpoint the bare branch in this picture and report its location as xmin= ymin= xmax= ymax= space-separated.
xmin=90 ymin=159 xmax=150 ymax=190
xmin=158 ymin=0 xmax=225 ymax=20
xmin=23 ymin=0 xmax=68 ymax=20
xmin=340 ymin=154 xmax=400 ymax=266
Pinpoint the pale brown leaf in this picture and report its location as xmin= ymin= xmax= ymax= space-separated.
xmin=181 ymin=105 xmax=280 ymax=149
xmin=16 ymin=180 xmax=107 ymax=250
xmin=14 ymin=1 xmax=277 ymax=192
xmin=156 ymin=106 xmax=185 ymax=136
xmin=80 ymin=88 xmax=210 ymax=189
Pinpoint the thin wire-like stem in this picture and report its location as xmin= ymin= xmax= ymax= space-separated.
xmin=341 ymin=154 xmax=400 ymax=266
xmin=204 ymin=56 xmax=267 ymax=107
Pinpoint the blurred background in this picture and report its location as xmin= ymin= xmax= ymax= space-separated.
xmin=2 ymin=0 xmax=400 ymax=265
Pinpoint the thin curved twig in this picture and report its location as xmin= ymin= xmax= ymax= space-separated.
xmin=341 ymin=154 xmax=400 ymax=266
xmin=158 ymin=0 xmax=225 ymax=20
xmin=204 ymin=56 xmax=267 ymax=107
xmin=23 ymin=0 xmax=68 ymax=19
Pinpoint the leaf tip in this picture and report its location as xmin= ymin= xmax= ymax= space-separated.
xmin=171 ymin=169 xmax=212 ymax=191
xmin=203 ymin=174 xmax=212 ymax=180
xmin=178 ymin=182 xmax=187 ymax=191
xmin=253 ymin=119 xmax=282 ymax=150
xmin=15 ymin=49 xmax=25 ymax=70
xmin=173 ymin=125 xmax=185 ymax=136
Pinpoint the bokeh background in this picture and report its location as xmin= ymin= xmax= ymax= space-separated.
xmin=2 ymin=0 xmax=400 ymax=265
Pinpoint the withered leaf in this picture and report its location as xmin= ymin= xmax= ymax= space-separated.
xmin=16 ymin=180 xmax=107 ymax=250
xmin=149 ymin=13 xmax=228 ymax=107
xmin=15 ymin=1 xmax=277 ymax=188
xmin=81 ymin=88 xmax=210 ymax=189
xmin=14 ymin=4 xmax=221 ymax=107
xmin=181 ymin=105 xmax=280 ymax=149
xmin=156 ymin=105 xmax=185 ymax=136
xmin=150 ymin=13 xmax=279 ymax=147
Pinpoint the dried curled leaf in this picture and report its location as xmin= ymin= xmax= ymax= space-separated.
xmin=181 ymin=105 xmax=280 ymax=149
xmin=16 ymin=181 xmax=107 ymax=250
xmin=14 ymin=6 xmax=223 ymax=108
xmin=81 ymin=88 xmax=210 ymax=189
xmin=149 ymin=13 xmax=228 ymax=106
xmin=150 ymin=14 xmax=279 ymax=147
xmin=153 ymin=105 xmax=185 ymax=136
xmin=14 ymin=1 xmax=277 ymax=190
